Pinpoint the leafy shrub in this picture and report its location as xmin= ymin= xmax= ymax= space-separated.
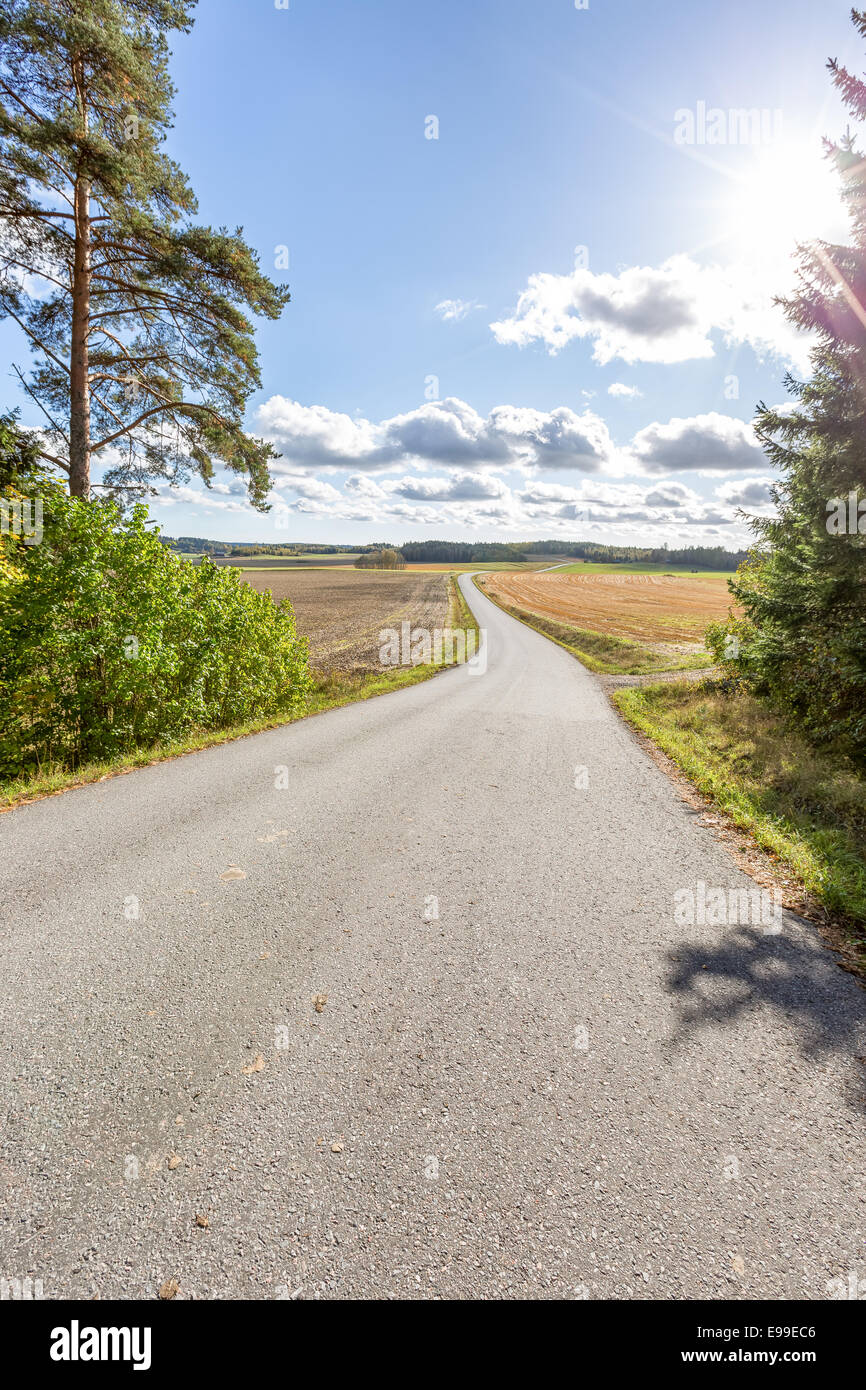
xmin=705 ymin=613 xmax=759 ymax=683
xmin=0 ymin=495 xmax=310 ymax=775
xmin=0 ymin=411 xmax=62 ymax=583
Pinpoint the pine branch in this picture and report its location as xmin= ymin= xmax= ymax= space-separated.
xmin=11 ymin=363 xmax=69 ymax=444
xmin=0 ymin=296 xmax=72 ymax=377
xmin=92 ymin=400 xmax=229 ymax=453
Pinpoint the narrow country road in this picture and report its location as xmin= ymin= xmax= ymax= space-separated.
xmin=1 ymin=575 xmax=863 ymax=1300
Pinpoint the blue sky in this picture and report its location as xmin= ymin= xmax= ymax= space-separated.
xmin=3 ymin=0 xmax=862 ymax=546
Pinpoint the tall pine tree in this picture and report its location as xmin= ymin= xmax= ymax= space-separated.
xmin=716 ymin=9 xmax=866 ymax=761
xmin=0 ymin=0 xmax=289 ymax=506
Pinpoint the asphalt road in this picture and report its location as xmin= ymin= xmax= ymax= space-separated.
xmin=0 ymin=574 xmax=863 ymax=1301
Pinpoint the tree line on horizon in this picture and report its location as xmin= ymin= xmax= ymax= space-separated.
xmin=160 ymin=536 xmax=359 ymax=556
xmin=158 ymin=535 xmax=750 ymax=569
xmin=398 ymin=540 xmax=749 ymax=569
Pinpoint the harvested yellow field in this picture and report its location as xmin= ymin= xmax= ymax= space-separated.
xmin=481 ymin=570 xmax=733 ymax=649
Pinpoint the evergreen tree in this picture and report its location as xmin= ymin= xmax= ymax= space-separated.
xmin=712 ymin=9 xmax=866 ymax=760
xmin=0 ymin=0 xmax=289 ymax=506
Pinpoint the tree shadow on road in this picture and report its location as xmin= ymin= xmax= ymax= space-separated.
xmin=664 ymin=920 xmax=866 ymax=1111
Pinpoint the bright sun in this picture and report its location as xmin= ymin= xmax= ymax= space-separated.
xmin=720 ymin=141 xmax=848 ymax=266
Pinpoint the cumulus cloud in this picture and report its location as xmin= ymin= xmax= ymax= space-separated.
xmin=514 ymin=477 xmax=713 ymax=526
xmin=511 ymin=480 xmax=739 ymax=533
xmin=643 ymin=482 xmax=698 ymax=507
xmin=209 ymin=481 xmax=244 ymax=495
xmin=628 ymin=412 xmax=765 ymax=475
xmin=256 ymin=395 xmax=616 ymax=475
xmin=491 ymin=254 xmax=811 ymax=368
xmin=487 ymin=404 xmax=616 ymax=472
xmin=271 ymin=475 xmax=344 ymax=502
xmin=152 ymin=390 xmax=770 ymax=552
xmin=343 ymin=474 xmax=389 ymax=499
xmin=715 ymin=476 xmax=776 ymax=510
xmin=256 ymin=398 xmax=383 ymax=471
xmin=153 ymin=463 xmax=753 ymax=544
xmin=390 ymin=472 xmax=506 ymax=502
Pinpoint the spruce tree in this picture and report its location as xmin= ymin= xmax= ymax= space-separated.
xmin=0 ymin=0 xmax=289 ymax=506
xmin=717 ymin=9 xmax=866 ymax=760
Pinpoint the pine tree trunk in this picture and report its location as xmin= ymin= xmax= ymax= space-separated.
xmin=69 ymin=173 xmax=91 ymax=498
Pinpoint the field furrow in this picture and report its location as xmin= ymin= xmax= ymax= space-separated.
xmin=242 ymin=568 xmax=451 ymax=673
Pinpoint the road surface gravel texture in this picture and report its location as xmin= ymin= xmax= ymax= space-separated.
xmin=0 ymin=576 xmax=863 ymax=1300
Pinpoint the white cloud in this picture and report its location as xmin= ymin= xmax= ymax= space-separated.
xmin=514 ymin=477 xmax=721 ymax=528
xmin=271 ymin=475 xmax=344 ymax=502
xmin=153 ymin=465 xmax=753 ymax=544
xmin=715 ymin=476 xmax=776 ymax=511
xmin=256 ymin=398 xmax=383 ymax=471
xmin=486 ymin=404 xmax=617 ymax=472
xmin=149 ymin=392 xmax=769 ymax=550
xmin=435 ymin=298 xmax=483 ymax=322
xmin=608 ymin=382 xmax=643 ymax=398
xmin=643 ymin=482 xmax=699 ymax=508
xmin=491 ymin=253 xmax=811 ymax=368
xmin=390 ymin=472 xmax=507 ymax=502
xmin=628 ymin=412 xmax=765 ymax=475
xmin=343 ymin=474 xmax=389 ymax=499
xmin=256 ymin=395 xmax=617 ymax=475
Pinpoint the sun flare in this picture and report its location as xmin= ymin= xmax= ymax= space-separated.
xmin=721 ymin=141 xmax=848 ymax=265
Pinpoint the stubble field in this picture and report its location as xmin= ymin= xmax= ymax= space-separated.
xmin=242 ymin=568 xmax=451 ymax=673
xmin=480 ymin=569 xmax=733 ymax=655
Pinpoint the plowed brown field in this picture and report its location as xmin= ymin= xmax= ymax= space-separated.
xmin=242 ymin=568 xmax=450 ymax=673
xmin=481 ymin=570 xmax=732 ymax=650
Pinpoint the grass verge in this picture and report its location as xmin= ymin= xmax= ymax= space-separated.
xmin=473 ymin=578 xmax=708 ymax=675
xmin=448 ymin=571 xmax=481 ymax=643
xmin=615 ymin=680 xmax=866 ymax=948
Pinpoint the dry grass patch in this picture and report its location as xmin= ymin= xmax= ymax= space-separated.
xmin=615 ymin=680 xmax=866 ymax=947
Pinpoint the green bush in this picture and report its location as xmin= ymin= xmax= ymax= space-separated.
xmin=0 ymin=495 xmax=310 ymax=774
xmin=0 ymin=411 xmax=62 ymax=583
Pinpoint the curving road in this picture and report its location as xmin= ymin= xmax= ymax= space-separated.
xmin=0 ymin=574 xmax=863 ymax=1300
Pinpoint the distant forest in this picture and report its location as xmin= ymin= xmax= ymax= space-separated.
xmin=398 ymin=540 xmax=748 ymax=570
xmin=160 ymin=538 xmax=359 ymax=556
xmin=160 ymin=535 xmax=748 ymax=570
